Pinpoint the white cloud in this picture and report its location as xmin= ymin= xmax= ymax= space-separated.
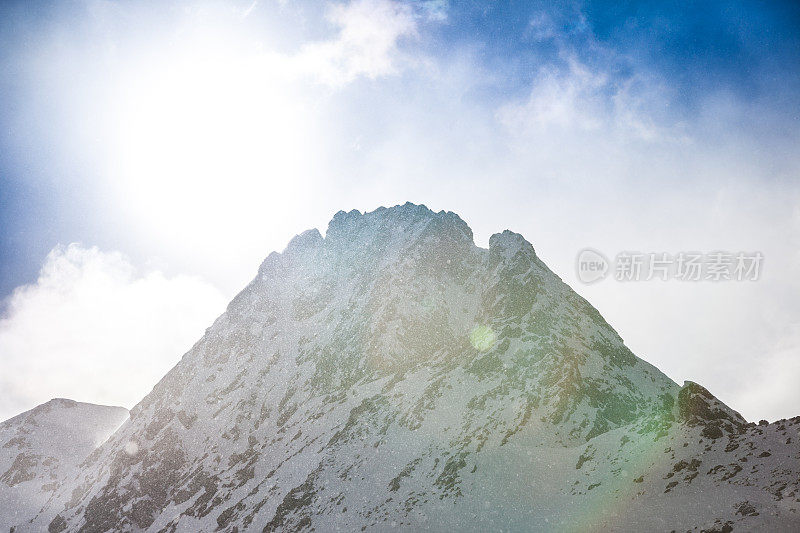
xmin=497 ymin=56 xmax=680 ymax=144
xmin=0 ymin=245 xmax=225 ymax=421
xmin=526 ymin=12 xmax=558 ymax=41
xmin=419 ymin=0 xmax=448 ymax=23
xmin=498 ymin=60 xmax=609 ymax=132
xmin=296 ymin=0 xmax=418 ymax=86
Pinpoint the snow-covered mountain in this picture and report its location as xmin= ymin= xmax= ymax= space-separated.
xmin=5 ymin=204 xmax=800 ymax=532
xmin=0 ymin=399 xmax=128 ymax=532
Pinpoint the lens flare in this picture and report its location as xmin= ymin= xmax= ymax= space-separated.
xmin=470 ymin=325 xmax=496 ymax=352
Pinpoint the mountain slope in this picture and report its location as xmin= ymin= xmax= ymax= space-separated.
xmin=0 ymin=399 xmax=128 ymax=532
xmin=14 ymin=203 xmax=799 ymax=532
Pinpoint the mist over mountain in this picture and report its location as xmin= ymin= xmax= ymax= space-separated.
xmin=2 ymin=204 xmax=798 ymax=532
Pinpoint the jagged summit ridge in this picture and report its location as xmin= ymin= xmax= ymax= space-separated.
xmin=260 ymin=204 xmax=476 ymax=275
xmin=326 ymin=203 xmax=474 ymax=246
xmin=259 ymin=204 xmax=538 ymax=287
xmin=285 ymin=203 xmax=534 ymax=255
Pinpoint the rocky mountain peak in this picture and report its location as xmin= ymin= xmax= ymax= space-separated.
xmin=677 ymin=381 xmax=748 ymax=437
xmin=489 ymin=229 xmax=536 ymax=260
xmin=0 ymin=400 xmax=128 ymax=533
xmin=6 ymin=205 xmax=797 ymax=533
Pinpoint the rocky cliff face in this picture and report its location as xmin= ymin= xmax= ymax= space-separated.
xmin=0 ymin=399 xmax=128 ymax=532
xmin=6 ymin=204 xmax=799 ymax=532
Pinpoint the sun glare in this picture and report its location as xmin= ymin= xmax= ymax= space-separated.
xmin=104 ymin=31 xmax=315 ymax=251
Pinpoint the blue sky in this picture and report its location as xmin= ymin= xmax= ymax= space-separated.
xmin=1 ymin=0 xmax=798 ymax=298
xmin=0 ymin=0 xmax=799 ymax=421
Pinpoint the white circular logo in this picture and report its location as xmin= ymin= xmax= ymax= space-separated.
xmin=576 ymin=248 xmax=609 ymax=284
